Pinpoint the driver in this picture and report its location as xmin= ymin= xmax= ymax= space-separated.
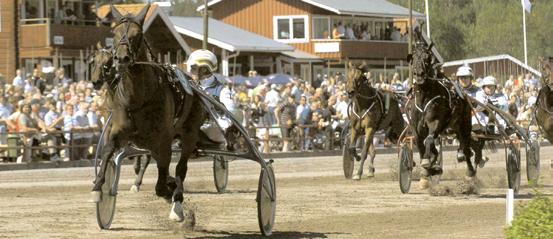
xmin=474 ymin=76 xmax=508 ymax=134
xmin=186 ymin=49 xmax=231 ymax=146
xmin=456 ymin=64 xmax=481 ymax=97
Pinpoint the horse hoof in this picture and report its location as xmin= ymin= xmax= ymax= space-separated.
xmin=169 ymin=201 xmax=185 ymax=222
xmin=457 ymin=152 xmax=466 ymax=163
xmin=420 ymin=159 xmax=431 ymax=169
xmin=419 ymin=177 xmax=430 ymax=190
xmin=90 ymin=191 xmax=101 ymax=203
xmin=130 ymin=185 xmax=140 ymax=193
xmin=464 ymin=176 xmax=476 ymax=182
xmin=478 ymin=157 xmax=489 ymax=168
xmin=352 ymin=174 xmax=361 ymax=180
xmin=367 ymin=172 xmax=375 ymax=178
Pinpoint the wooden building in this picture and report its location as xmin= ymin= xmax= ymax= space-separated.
xmin=0 ymin=1 xmax=189 ymax=83
xmin=0 ymin=0 xmax=19 ymax=81
xmin=199 ymin=0 xmax=424 ymax=81
xmin=442 ymin=54 xmax=541 ymax=82
xmin=171 ymin=16 xmax=325 ymax=78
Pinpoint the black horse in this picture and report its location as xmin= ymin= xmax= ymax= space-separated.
xmin=407 ymin=29 xmax=475 ymax=188
xmin=90 ymin=4 xmax=205 ymax=222
xmin=536 ymin=59 xmax=553 ymax=143
xmin=345 ymin=63 xmax=404 ymax=179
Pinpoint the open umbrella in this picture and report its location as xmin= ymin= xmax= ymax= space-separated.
xmin=265 ymin=74 xmax=293 ymax=85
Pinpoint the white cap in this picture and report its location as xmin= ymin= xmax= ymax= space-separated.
xmin=456 ymin=65 xmax=473 ymax=77
xmin=481 ymin=76 xmax=497 ymax=86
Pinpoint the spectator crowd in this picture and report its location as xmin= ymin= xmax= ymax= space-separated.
xmin=0 ymin=66 xmax=543 ymax=163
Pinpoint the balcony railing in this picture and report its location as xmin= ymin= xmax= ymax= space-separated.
xmin=20 ymin=18 xmax=112 ymax=50
xmin=312 ymin=39 xmax=408 ymax=60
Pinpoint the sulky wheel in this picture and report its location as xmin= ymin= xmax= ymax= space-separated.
xmin=525 ymin=139 xmax=540 ymax=185
xmin=96 ymin=159 xmax=118 ymax=229
xmin=506 ymin=143 xmax=521 ymax=194
xmin=257 ymin=163 xmax=276 ymax=236
xmin=399 ymin=143 xmax=413 ymax=194
xmin=342 ymin=133 xmax=354 ymax=179
xmin=213 ymin=155 xmax=229 ymax=193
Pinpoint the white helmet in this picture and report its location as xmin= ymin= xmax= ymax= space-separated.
xmin=481 ymin=76 xmax=497 ymax=86
xmin=456 ymin=65 xmax=473 ymax=77
xmin=186 ymin=49 xmax=218 ymax=73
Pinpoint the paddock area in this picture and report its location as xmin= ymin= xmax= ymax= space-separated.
xmin=0 ymin=147 xmax=552 ymax=239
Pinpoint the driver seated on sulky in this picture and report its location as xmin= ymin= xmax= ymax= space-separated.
xmin=456 ymin=64 xmax=482 ymax=97
xmin=186 ymin=49 xmax=233 ymax=148
xmin=474 ymin=76 xmax=508 ymax=135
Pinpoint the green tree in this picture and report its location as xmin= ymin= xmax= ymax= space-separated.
xmin=171 ymin=0 xmax=204 ymax=17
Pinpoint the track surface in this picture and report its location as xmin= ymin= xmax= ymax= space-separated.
xmin=0 ymin=147 xmax=552 ymax=239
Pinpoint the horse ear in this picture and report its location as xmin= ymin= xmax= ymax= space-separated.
xmin=134 ymin=4 xmax=150 ymax=26
xmin=427 ymin=42 xmax=434 ymax=52
xmin=110 ymin=5 xmax=123 ymax=21
xmin=96 ymin=41 xmax=103 ymax=50
xmin=348 ymin=61 xmax=354 ymax=69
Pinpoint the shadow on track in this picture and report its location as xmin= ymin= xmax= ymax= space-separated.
xmin=188 ymin=230 xmax=347 ymax=238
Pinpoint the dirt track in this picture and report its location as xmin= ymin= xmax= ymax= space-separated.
xmin=0 ymin=147 xmax=551 ymax=239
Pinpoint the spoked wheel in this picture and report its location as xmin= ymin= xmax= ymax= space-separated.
xmin=96 ymin=159 xmax=118 ymax=229
xmin=342 ymin=134 xmax=354 ymax=179
xmin=525 ymin=139 xmax=540 ymax=184
xmin=506 ymin=143 xmax=521 ymax=194
xmin=213 ymin=155 xmax=229 ymax=193
xmin=398 ymin=143 xmax=413 ymax=194
xmin=257 ymin=163 xmax=276 ymax=236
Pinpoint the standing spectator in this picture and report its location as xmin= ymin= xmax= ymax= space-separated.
xmin=296 ymin=96 xmax=311 ymax=150
xmin=336 ymin=21 xmax=346 ymax=39
xmin=12 ymin=69 xmax=24 ymax=89
xmin=63 ymin=103 xmax=78 ymax=161
xmin=275 ymin=96 xmax=296 ymax=152
xmin=264 ymin=84 xmax=280 ymax=126
xmin=31 ymin=69 xmax=46 ymax=94
xmin=0 ymin=97 xmax=13 ymax=146
xmin=76 ymin=102 xmax=91 ymax=160
xmin=345 ymin=24 xmax=355 ymax=39
xmin=523 ymin=73 xmax=539 ymax=90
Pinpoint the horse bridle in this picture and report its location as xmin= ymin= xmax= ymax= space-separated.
xmin=347 ymin=68 xmax=378 ymax=100
xmin=90 ymin=48 xmax=117 ymax=90
xmin=112 ymin=18 xmax=144 ymax=65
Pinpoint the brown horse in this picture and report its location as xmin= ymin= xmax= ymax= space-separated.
xmin=90 ymin=4 xmax=204 ymax=222
xmin=345 ymin=63 xmax=405 ymax=180
xmin=535 ymin=59 xmax=553 ymax=143
xmin=89 ymin=42 xmax=156 ymax=193
xmin=407 ymin=29 xmax=474 ymax=188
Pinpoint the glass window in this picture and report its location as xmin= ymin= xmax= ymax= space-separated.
xmin=312 ymin=17 xmax=330 ymax=39
xmin=277 ymin=18 xmax=290 ymax=39
xmin=274 ymin=16 xmax=308 ymax=41
xmin=292 ymin=18 xmax=305 ymax=39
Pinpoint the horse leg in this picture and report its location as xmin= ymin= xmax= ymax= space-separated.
xmin=90 ymin=139 xmax=117 ymax=202
xmin=348 ymin=123 xmax=359 ymax=161
xmin=416 ymin=132 xmax=431 ymax=189
xmin=170 ymin=131 xmax=200 ymax=222
xmin=353 ymin=127 xmax=374 ymax=180
xmin=153 ymin=149 xmax=171 ymax=200
xmin=367 ymin=143 xmax=376 ymax=177
xmin=131 ymin=155 xmax=151 ymax=193
xmin=458 ymin=122 xmax=477 ymax=180
xmin=132 ymin=156 xmax=140 ymax=175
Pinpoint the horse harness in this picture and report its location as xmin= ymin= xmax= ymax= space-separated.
xmin=413 ymin=78 xmax=454 ymax=113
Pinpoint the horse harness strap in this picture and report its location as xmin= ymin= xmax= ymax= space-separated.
xmin=414 ymin=95 xmax=445 ymax=113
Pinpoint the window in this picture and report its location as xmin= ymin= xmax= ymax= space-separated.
xmin=312 ymin=17 xmax=330 ymax=39
xmin=273 ymin=15 xmax=308 ymax=42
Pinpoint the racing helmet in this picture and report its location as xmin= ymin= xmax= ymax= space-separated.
xmin=186 ymin=49 xmax=218 ymax=73
xmin=456 ymin=64 xmax=473 ymax=77
xmin=481 ymin=76 xmax=497 ymax=87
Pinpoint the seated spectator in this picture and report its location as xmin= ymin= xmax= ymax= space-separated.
xmin=18 ymin=103 xmax=42 ymax=163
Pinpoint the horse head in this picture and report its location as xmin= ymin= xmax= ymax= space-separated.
xmin=346 ymin=62 xmax=370 ymax=97
xmin=90 ymin=42 xmax=115 ymax=90
xmin=111 ymin=4 xmax=150 ymax=67
xmin=409 ymin=29 xmax=435 ymax=85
